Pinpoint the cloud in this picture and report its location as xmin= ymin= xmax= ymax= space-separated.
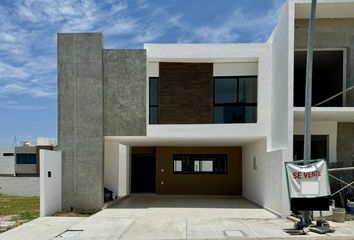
xmin=0 ymin=62 xmax=30 ymax=79
xmin=0 ymin=100 xmax=46 ymax=110
xmin=179 ymin=1 xmax=284 ymax=43
xmin=0 ymin=0 xmax=284 ymax=105
xmin=0 ymin=0 xmax=183 ymax=102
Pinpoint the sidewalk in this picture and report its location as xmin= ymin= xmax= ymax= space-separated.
xmin=1 ymin=214 xmax=354 ymax=240
xmin=1 ymin=195 xmax=354 ymax=240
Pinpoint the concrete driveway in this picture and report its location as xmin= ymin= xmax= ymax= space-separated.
xmin=1 ymin=195 xmax=354 ymax=240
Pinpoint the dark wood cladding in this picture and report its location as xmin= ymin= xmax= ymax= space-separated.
xmin=159 ymin=62 xmax=213 ymax=124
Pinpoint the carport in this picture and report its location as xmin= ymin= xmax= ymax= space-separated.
xmin=109 ymin=194 xmax=276 ymax=219
xmin=102 ymin=194 xmax=282 ymax=239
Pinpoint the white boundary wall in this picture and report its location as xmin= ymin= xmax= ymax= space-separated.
xmin=40 ymin=150 xmax=62 ymax=217
xmin=243 ymin=138 xmax=289 ymax=216
xmin=118 ymin=144 xmax=130 ymax=197
xmin=104 ymin=141 xmax=119 ymax=195
xmin=104 ymin=141 xmax=131 ymax=198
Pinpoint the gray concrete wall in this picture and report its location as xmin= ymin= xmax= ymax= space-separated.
xmin=0 ymin=176 xmax=39 ymax=196
xmin=15 ymin=164 xmax=37 ymax=175
xmin=337 ymin=122 xmax=354 ymax=164
xmin=58 ymin=33 xmax=104 ymax=212
xmin=103 ymin=49 xmax=146 ymax=136
xmin=15 ymin=146 xmax=36 ymax=154
xmin=295 ymin=18 xmax=354 ymax=105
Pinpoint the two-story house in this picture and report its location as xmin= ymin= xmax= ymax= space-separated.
xmin=57 ymin=0 xmax=354 ymax=216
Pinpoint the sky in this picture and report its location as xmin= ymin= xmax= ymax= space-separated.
xmin=0 ymin=0 xmax=285 ymax=147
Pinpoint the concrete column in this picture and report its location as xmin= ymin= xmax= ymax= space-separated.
xmin=58 ymin=33 xmax=104 ymax=211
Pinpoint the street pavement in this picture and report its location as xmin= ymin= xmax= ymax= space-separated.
xmin=1 ymin=195 xmax=354 ymax=240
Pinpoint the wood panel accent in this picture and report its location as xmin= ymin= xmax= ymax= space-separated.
xmin=159 ymin=63 xmax=213 ymax=124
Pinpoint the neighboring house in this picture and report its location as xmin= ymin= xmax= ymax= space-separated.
xmin=0 ymin=148 xmax=15 ymax=176
xmin=14 ymin=143 xmax=54 ymax=176
xmin=57 ymin=0 xmax=354 ymax=216
xmin=0 ymin=138 xmax=55 ymax=196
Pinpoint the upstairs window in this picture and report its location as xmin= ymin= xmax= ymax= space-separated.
xmin=149 ymin=77 xmax=159 ymax=124
xmin=214 ymin=76 xmax=257 ymax=124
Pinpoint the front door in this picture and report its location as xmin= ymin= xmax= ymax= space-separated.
xmin=131 ymin=155 xmax=156 ymax=193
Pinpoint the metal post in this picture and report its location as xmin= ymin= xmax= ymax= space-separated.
xmin=302 ymin=0 xmax=317 ymax=228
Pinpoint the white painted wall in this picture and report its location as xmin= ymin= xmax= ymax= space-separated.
xmin=147 ymin=62 xmax=159 ymax=77
xmin=0 ymin=176 xmax=39 ymax=196
xmin=104 ymin=140 xmax=119 ymax=195
xmin=264 ymin=149 xmax=287 ymax=215
xmin=0 ymin=148 xmax=15 ymax=175
xmin=268 ymin=1 xmax=294 ymax=216
xmin=243 ymin=138 xmax=290 ymax=216
xmin=270 ymin=1 xmax=294 ymax=151
xmin=118 ymin=144 xmax=130 ymax=197
xmin=243 ymin=139 xmax=266 ymax=206
xmin=214 ymin=62 xmax=258 ymax=76
xmin=104 ymin=141 xmax=131 ymax=198
xmin=148 ymin=124 xmax=266 ymax=139
xmin=40 ymin=150 xmax=62 ymax=217
xmin=145 ymin=43 xmax=267 ymax=62
xmin=294 ymin=121 xmax=337 ymax=162
xmin=36 ymin=137 xmax=55 ymax=146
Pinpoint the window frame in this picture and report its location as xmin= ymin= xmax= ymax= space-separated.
xmin=173 ymin=154 xmax=228 ymax=174
xmin=213 ymin=76 xmax=258 ymax=124
xmin=149 ymin=77 xmax=159 ymax=124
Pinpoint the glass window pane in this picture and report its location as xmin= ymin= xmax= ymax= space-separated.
xmin=239 ymin=77 xmax=257 ymax=103
xmin=223 ymin=106 xmax=244 ymax=123
xmin=201 ymin=161 xmax=213 ymax=172
xmin=149 ymin=106 xmax=158 ymax=124
xmin=182 ymin=159 xmax=194 ymax=173
xmin=214 ymin=78 xmax=237 ymax=104
xmin=245 ymin=106 xmax=257 ymax=123
xmin=214 ymin=157 xmax=227 ymax=173
xmin=215 ymin=106 xmax=257 ymax=124
xmin=149 ymin=78 xmax=158 ymax=106
xmin=194 ymin=161 xmax=200 ymax=172
xmin=30 ymin=154 xmax=36 ymax=164
xmin=174 ymin=160 xmax=182 ymax=172
xmin=173 ymin=154 xmax=227 ymax=174
xmin=214 ymin=106 xmax=224 ymax=123
xmin=16 ymin=154 xmax=36 ymax=164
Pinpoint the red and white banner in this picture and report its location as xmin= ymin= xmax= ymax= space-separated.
xmin=286 ymin=160 xmax=331 ymax=198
